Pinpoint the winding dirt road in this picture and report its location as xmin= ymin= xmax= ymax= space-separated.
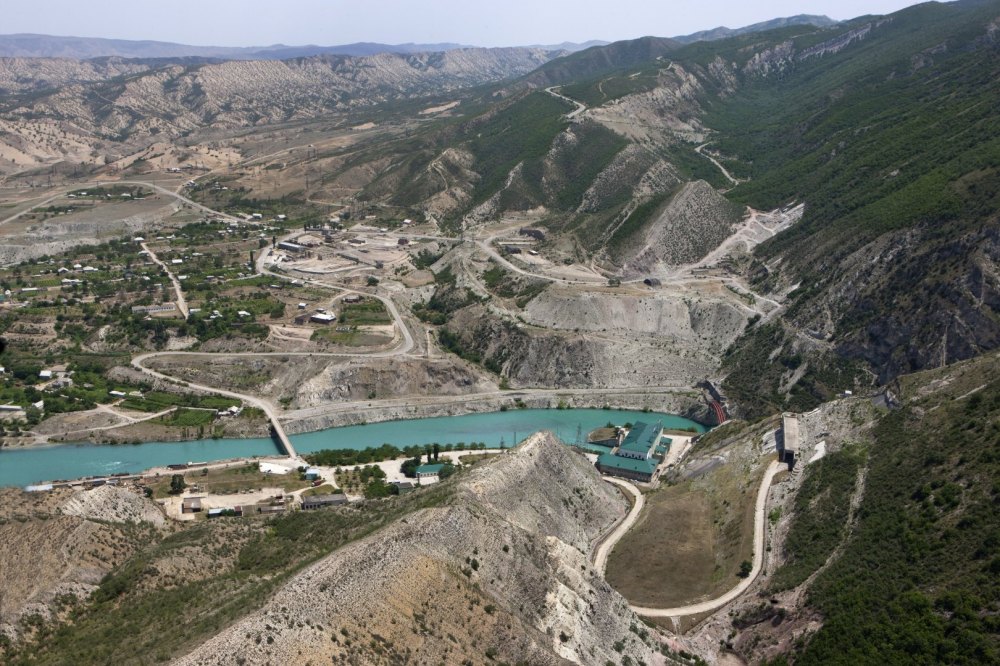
xmin=594 ymin=476 xmax=644 ymax=575
xmin=596 ymin=458 xmax=783 ymax=618
xmin=140 ymin=241 xmax=189 ymax=318
xmin=131 ymin=351 xmax=300 ymax=459
xmin=694 ymin=143 xmax=740 ymax=187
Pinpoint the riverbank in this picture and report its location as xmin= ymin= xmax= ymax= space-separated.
xmin=3 ymin=387 xmax=711 ymax=451
xmin=0 ymin=407 xmax=707 ymax=488
xmin=281 ymin=387 xmax=711 ymax=434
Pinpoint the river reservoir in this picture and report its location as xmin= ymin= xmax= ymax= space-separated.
xmin=0 ymin=408 xmax=705 ymax=487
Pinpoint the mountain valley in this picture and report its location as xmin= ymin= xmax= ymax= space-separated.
xmin=1 ymin=2 xmax=999 ymax=664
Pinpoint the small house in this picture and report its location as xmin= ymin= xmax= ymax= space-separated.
xmin=182 ymin=497 xmax=204 ymax=513
xmin=304 ymin=467 xmax=321 ymax=481
xmin=311 ymin=312 xmax=336 ymax=324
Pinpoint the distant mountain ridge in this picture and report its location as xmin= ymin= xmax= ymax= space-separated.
xmin=672 ymin=14 xmax=838 ymax=44
xmin=0 ymin=16 xmax=838 ymax=62
xmin=0 ymin=33 xmax=601 ymax=60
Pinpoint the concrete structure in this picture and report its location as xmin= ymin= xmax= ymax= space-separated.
xmin=278 ymin=241 xmax=306 ymax=253
xmin=779 ymin=412 xmax=801 ymax=464
xmin=259 ymin=461 xmax=294 ymax=475
xmin=311 ymin=312 xmax=336 ymax=324
xmin=301 ymin=494 xmax=348 ymax=510
xmin=304 ymin=467 xmax=321 ymax=481
xmin=596 ymin=421 xmax=665 ymax=483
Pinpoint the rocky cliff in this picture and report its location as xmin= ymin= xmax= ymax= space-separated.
xmin=173 ymin=433 xmax=672 ymax=665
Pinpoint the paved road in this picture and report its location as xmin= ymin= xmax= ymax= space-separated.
xmin=117 ymin=179 xmax=242 ymax=221
xmin=0 ymin=178 xmax=240 ymax=228
xmin=0 ymin=190 xmax=69 ymax=227
xmin=593 ymin=476 xmax=644 ymax=575
xmin=140 ymin=241 xmax=189 ymax=318
xmin=131 ymin=352 xmax=300 ymax=460
xmin=629 ymin=459 xmax=783 ymax=617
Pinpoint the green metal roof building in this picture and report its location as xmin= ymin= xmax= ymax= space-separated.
xmin=415 ymin=463 xmax=445 ymax=477
xmin=617 ymin=421 xmax=663 ymax=460
xmin=596 ymin=420 xmax=664 ymax=482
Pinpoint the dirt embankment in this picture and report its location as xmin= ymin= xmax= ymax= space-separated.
xmin=615 ymin=181 xmax=744 ymax=277
xmin=173 ymin=433 xmax=689 ymax=665
xmin=60 ymin=485 xmax=167 ymax=527
xmin=144 ymin=355 xmax=498 ymax=410
xmin=0 ymin=486 xmax=165 ymax=639
xmin=285 ymin=389 xmax=710 ymax=433
xmin=445 ymin=299 xmax=746 ymax=389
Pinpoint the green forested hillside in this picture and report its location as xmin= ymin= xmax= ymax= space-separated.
xmin=772 ymin=356 xmax=1000 ymax=664
xmin=705 ymin=0 xmax=1000 ymax=414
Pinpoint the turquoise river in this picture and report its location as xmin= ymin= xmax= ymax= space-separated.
xmin=0 ymin=408 xmax=705 ymax=488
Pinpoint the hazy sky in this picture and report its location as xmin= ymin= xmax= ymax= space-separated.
xmin=7 ymin=0 xmax=932 ymax=47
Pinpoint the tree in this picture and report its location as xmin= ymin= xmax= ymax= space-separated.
xmin=432 ymin=443 xmax=440 ymax=462
xmin=401 ymin=456 xmax=422 ymax=478
xmin=169 ymin=474 xmax=187 ymax=494
xmin=738 ymin=560 xmax=753 ymax=578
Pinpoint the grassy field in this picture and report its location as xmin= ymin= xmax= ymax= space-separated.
xmin=606 ymin=459 xmax=766 ymax=608
xmin=338 ymin=298 xmax=392 ymax=325
xmin=148 ymin=463 xmax=312 ymax=498
xmin=302 ymin=483 xmax=339 ymax=496
xmin=311 ymin=326 xmax=394 ymax=347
